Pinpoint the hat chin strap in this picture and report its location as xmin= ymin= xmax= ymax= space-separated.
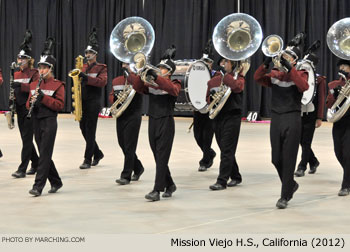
xmin=42 ymin=67 xmax=52 ymax=78
xmin=85 ymin=54 xmax=96 ymax=61
xmin=160 ymin=69 xmax=171 ymax=77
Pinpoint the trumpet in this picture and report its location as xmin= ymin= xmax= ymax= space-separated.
xmin=27 ymin=75 xmax=43 ymax=119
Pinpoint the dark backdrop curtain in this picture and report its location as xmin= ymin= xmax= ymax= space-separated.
xmin=0 ymin=0 xmax=143 ymax=112
xmin=1 ymin=0 xmax=350 ymax=117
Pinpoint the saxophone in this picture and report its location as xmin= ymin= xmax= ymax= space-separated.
xmin=27 ymin=74 xmax=43 ymax=119
xmin=68 ymin=55 xmax=83 ymax=121
xmin=109 ymin=70 xmax=136 ymax=118
xmin=5 ymin=62 xmax=17 ymax=129
xmin=327 ymin=72 xmax=350 ymax=123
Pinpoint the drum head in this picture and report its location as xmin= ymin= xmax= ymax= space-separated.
xmin=299 ymin=61 xmax=316 ymax=105
xmin=185 ymin=60 xmax=211 ymax=110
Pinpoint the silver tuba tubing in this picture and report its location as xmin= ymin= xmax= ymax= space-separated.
xmin=109 ymin=17 xmax=156 ymax=117
xmin=208 ymin=13 xmax=262 ymax=119
xmin=326 ymin=17 xmax=350 ymax=122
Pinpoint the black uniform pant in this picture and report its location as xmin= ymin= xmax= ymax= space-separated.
xmin=270 ymin=111 xmax=301 ymax=200
xmin=213 ymin=112 xmax=242 ymax=186
xmin=298 ymin=112 xmax=318 ymax=170
xmin=117 ymin=115 xmax=144 ymax=181
xmin=79 ymin=100 xmax=103 ymax=163
xmin=193 ymin=111 xmax=215 ymax=166
xmin=149 ymin=116 xmax=175 ymax=192
xmin=17 ymin=105 xmax=39 ymax=172
xmin=33 ymin=116 xmax=62 ymax=192
xmin=332 ymin=119 xmax=350 ymax=189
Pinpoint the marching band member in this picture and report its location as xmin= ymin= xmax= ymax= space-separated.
xmin=295 ymin=43 xmax=326 ymax=177
xmin=109 ymin=62 xmax=144 ymax=185
xmin=128 ymin=46 xmax=181 ymax=201
xmin=26 ymin=38 xmax=64 ymax=196
xmin=254 ymin=42 xmax=309 ymax=209
xmin=207 ymin=59 xmax=244 ymax=191
xmin=11 ymin=30 xmax=40 ymax=178
xmin=78 ymin=27 xmax=107 ymax=169
xmin=326 ymin=59 xmax=350 ymax=196
xmin=194 ymin=40 xmax=217 ymax=172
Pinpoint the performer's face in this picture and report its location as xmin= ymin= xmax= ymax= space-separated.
xmin=339 ymin=64 xmax=350 ymax=73
xmin=17 ymin=57 xmax=28 ymax=69
xmin=38 ymin=65 xmax=51 ymax=78
xmin=122 ymin=63 xmax=130 ymax=71
xmin=224 ymin=60 xmax=234 ymax=73
xmin=159 ymin=66 xmax=171 ymax=78
xmin=204 ymin=59 xmax=213 ymax=70
xmin=85 ymin=51 xmax=96 ymax=61
xmin=282 ymin=53 xmax=296 ymax=66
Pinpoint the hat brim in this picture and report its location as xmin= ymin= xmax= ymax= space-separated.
xmin=157 ymin=63 xmax=172 ymax=71
xmin=85 ymin=49 xmax=98 ymax=54
xmin=17 ymin=54 xmax=31 ymax=59
xmin=38 ymin=62 xmax=53 ymax=68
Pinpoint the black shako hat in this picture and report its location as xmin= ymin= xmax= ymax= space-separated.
xmin=38 ymin=37 xmax=56 ymax=68
xmin=18 ymin=30 xmax=33 ymax=58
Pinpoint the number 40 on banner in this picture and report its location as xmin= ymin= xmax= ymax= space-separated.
xmin=246 ymin=111 xmax=259 ymax=122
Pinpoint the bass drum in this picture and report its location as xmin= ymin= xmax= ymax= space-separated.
xmin=297 ymin=60 xmax=316 ymax=105
xmin=171 ymin=60 xmax=211 ymax=113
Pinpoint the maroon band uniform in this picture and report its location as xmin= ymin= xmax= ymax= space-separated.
xmin=326 ymin=71 xmax=350 ymax=193
xmin=26 ymin=76 xmax=65 ymax=193
xmin=80 ymin=62 xmax=107 ymax=165
xmin=254 ymin=62 xmax=309 ymax=204
xmin=129 ymin=72 xmax=181 ymax=195
xmin=297 ymin=75 xmax=326 ymax=173
xmin=13 ymin=67 xmax=40 ymax=174
xmin=207 ymin=70 xmax=244 ymax=188
xmin=109 ymin=73 xmax=144 ymax=182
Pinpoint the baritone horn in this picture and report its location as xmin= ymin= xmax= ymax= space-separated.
xmin=68 ymin=55 xmax=83 ymax=121
xmin=208 ymin=13 xmax=262 ymax=119
xmin=261 ymin=34 xmax=287 ymax=71
xmin=326 ymin=17 xmax=350 ymax=123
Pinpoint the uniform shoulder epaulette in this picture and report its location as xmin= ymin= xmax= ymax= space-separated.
xmin=96 ymin=63 xmax=107 ymax=67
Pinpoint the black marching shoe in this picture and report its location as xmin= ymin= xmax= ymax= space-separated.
xmin=294 ymin=169 xmax=305 ymax=177
xmin=26 ymin=167 xmax=37 ymax=175
xmin=162 ymin=184 xmax=177 ymax=198
xmin=115 ymin=178 xmax=130 ymax=185
xmin=227 ymin=179 xmax=241 ymax=187
xmin=145 ymin=190 xmax=160 ymax=201
xmin=48 ymin=184 xmax=63 ymax=193
xmin=92 ymin=153 xmax=104 ymax=166
xmin=276 ymin=198 xmax=288 ymax=209
xmin=309 ymin=160 xmax=319 ymax=174
xmin=12 ymin=171 xmax=26 ymax=178
xmin=29 ymin=189 xmax=41 ymax=197
xmin=79 ymin=161 xmax=91 ymax=169
xmin=338 ymin=188 xmax=350 ymax=196
xmin=198 ymin=165 xmax=207 ymax=172
xmin=209 ymin=183 xmax=226 ymax=191
xmin=131 ymin=168 xmax=144 ymax=181
xmin=288 ymin=182 xmax=299 ymax=200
